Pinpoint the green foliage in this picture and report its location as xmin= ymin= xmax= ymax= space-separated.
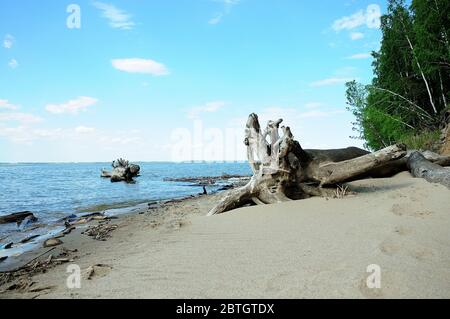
xmin=346 ymin=0 xmax=450 ymax=151
xmin=398 ymin=130 xmax=441 ymax=150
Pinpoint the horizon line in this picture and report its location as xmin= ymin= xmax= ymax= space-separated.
xmin=0 ymin=160 xmax=249 ymax=164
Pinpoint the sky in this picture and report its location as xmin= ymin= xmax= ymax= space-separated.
xmin=0 ymin=0 xmax=385 ymax=162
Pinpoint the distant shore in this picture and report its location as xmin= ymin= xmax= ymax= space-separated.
xmin=1 ymin=171 xmax=450 ymax=298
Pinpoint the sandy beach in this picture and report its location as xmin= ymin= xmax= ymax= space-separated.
xmin=1 ymin=171 xmax=449 ymax=299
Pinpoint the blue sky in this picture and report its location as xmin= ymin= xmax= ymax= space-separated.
xmin=0 ymin=0 xmax=385 ymax=162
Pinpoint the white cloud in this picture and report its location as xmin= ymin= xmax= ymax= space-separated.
xmin=0 ymin=99 xmax=19 ymax=110
xmin=93 ymin=2 xmax=135 ymax=30
xmin=98 ymin=130 xmax=144 ymax=146
xmin=3 ymin=34 xmax=14 ymax=49
xmin=350 ymin=32 xmax=364 ymax=40
xmin=188 ymin=101 xmax=226 ymax=119
xmin=219 ymin=0 xmax=240 ymax=12
xmin=333 ymin=10 xmax=366 ymax=31
xmin=0 ymin=126 xmax=31 ymax=143
xmin=45 ymin=96 xmax=98 ymax=115
xmin=0 ymin=112 xmax=42 ymax=124
xmin=332 ymin=5 xmax=381 ymax=31
xmin=111 ymin=58 xmax=169 ymax=76
xmin=0 ymin=124 xmax=140 ymax=146
xmin=8 ymin=59 xmax=18 ymax=69
xmin=346 ymin=53 xmax=372 ymax=60
xmin=33 ymin=128 xmax=63 ymax=138
xmin=310 ymin=77 xmax=354 ymax=87
xmin=75 ymin=126 xmax=95 ymax=134
xmin=209 ymin=13 xmax=223 ymax=25
xmin=0 ymin=126 xmax=64 ymax=144
xmin=209 ymin=0 xmax=240 ymax=24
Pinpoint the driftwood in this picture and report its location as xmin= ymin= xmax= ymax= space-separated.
xmin=82 ymin=223 xmax=118 ymax=241
xmin=364 ymin=149 xmax=450 ymax=178
xmin=163 ymin=174 xmax=249 ymax=186
xmin=407 ymin=151 xmax=450 ymax=189
xmin=101 ymin=158 xmax=140 ymax=183
xmin=0 ymin=212 xmax=36 ymax=225
xmin=208 ymin=113 xmax=450 ymax=216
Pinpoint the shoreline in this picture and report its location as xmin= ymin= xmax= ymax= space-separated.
xmin=1 ymin=172 xmax=450 ymax=298
xmin=0 ymin=188 xmax=227 ymax=297
xmin=0 ymin=175 xmax=250 ymax=273
xmin=0 ymin=193 xmax=215 ymax=273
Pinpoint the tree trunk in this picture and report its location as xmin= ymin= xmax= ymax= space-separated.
xmin=407 ymin=151 xmax=450 ymax=189
xmin=404 ymin=33 xmax=437 ymax=114
xmin=438 ymin=69 xmax=448 ymax=109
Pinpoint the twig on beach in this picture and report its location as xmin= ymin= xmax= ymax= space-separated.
xmin=82 ymin=223 xmax=118 ymax=241
xmin=334 ymin=185 xmax=349 ymax=199
xmin=11 ymin=247 xmax=56 ymax=272
xmin=0 ymin=246 xmax=77 ymax=292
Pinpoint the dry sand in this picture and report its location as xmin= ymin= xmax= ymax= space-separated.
xmin=1 ymin=172 xmax=450 ymax=299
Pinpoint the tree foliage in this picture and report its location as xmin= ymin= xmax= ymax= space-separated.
xmin=346 ymin=0 xmax=450 ymax=150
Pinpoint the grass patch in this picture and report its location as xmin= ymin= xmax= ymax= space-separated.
xmin=398 ymin=130 xmax=441 ymax=151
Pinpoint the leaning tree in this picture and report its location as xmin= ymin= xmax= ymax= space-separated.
xmin=101 ymin=158 xmax=140 ymax=183
xmin=208 ymin=113 xmax=450 ymax=215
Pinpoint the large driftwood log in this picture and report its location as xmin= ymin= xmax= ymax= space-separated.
xmin=407 ymin=151 xmax=450 ymax=189
xmin=208 ymin=113 xmax=450 ymax=216
xmin=101 ymin=158 xmax=140 ymax=183
xmin=208 ymin=113 xmax=409 ymax=216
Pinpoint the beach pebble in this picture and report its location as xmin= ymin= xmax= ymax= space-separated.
xmin=43 ymin=238 xmax=63 ymax=248
xmin=84 ymin=264 xmax=112 ymax=280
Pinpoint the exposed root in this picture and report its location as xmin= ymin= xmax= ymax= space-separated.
xmin=334 ymin=185 xmax=349 ymax=199
xmin=208 ymin=114 xmax=412 ymax=216
xmin=207 ymin=183 xmax=255 ymax=216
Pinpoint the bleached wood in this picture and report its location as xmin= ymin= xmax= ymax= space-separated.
xmin=407 ymin=151 xmax=450 ymax=189
xmin=208 ymin=113 xmax=409 ymax=215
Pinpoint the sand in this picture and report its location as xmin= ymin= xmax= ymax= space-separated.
xmin=1 ymin=172 xmax=450 ymax=299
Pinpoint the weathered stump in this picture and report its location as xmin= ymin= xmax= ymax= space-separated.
xmin=208 ymin=113 xmax=409 ymax=216
xmin=101 ymin=158 xmax=140 ymax=183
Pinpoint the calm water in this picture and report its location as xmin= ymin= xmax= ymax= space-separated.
xmin=0 ymin=162 xmax=251 ymax=224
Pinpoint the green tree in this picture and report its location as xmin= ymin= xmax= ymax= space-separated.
xmin=345 ymin=0 xmax=449 ymax=151
xmin=411 ymin=0 xmax=450 ymax=112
